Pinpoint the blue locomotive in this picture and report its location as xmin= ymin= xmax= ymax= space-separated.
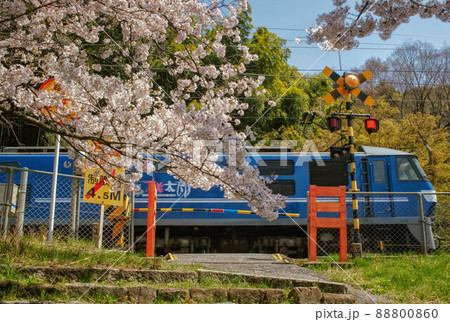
xmin=0 ymin=146 xmax=437 ymax=255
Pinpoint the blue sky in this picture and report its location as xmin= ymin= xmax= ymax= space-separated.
xmin=248 ymin=0 xmax=449 ymax=74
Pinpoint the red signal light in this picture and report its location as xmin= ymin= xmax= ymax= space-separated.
xmin=327 ymin=117 xmax=341 ymax=133
xmin=365 ymin=118 xmax=379 ymax=134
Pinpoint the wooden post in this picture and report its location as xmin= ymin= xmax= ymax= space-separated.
xmin=146 ymin=181 xmax=157 ymax=257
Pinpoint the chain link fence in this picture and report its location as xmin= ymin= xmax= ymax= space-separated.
xmin=429 ymin=193 xmax=450 ymax=252
xmin=1 ymin=164 xmax=448 ymax=256
xmin=311 ymin=192 xmax=449 ymax=256
xmin=0 ymin=166 xmax=133 ymax=249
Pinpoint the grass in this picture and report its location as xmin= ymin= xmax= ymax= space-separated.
xmin=0 ymin=235 xmax=185 ymax=271
xmin=4 ymin=236 xmax=448 ymax=303
xmin=308 ymin=252 xmax=450 ymax=304
xmin=0 ymin=235 xmax=196 ymax=303
xmin=0 ymin=236 xmax=293 ymax=303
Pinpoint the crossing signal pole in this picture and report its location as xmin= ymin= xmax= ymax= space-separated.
xmin=322 ymin=66 xmax=379 ymax=258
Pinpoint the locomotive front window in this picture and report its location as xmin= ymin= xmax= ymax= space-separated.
xmin=396 ymin=157 xmax=422 ymax=181
xmin=411 ymin=158 xmax=428 ymax=180
xmin=257 ymin=159 xmax=295 ymax=176
xmin=267 ymin=180 xmax=296 ymax=196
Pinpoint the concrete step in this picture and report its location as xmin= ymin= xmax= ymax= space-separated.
xmin=0 ymin=279 xmax=355 ymax=304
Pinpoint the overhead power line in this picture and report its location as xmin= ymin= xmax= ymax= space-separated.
xmin=282 ymin=46 xmax=449 ymax=51
xmin=261 ymin=27 xmax=450 ymax=39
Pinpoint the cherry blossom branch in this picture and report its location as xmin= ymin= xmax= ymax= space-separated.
xmin=0 ymin=0 xmax=59 ymax=26
xmin=306 ymin=0 xmax=448 ymax=50
xmin=0 ymin=0 xmax=279 ymax=219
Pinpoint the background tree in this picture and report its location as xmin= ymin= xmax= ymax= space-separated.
xmin=237 ymin=26 xmax=330 ymax=148
xmin=244 ymin=25 xmax=307 ymax=143
xmin=386 ymin=41 xmax=448 ymax=119
xmin=355 ymin=41 xmax=449 ymax=127
xmin=352 ymin=100 xmax=449 ymax=191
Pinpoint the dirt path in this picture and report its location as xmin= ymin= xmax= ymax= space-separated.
xmin=172 ymin=253 xmax=388 ymax=304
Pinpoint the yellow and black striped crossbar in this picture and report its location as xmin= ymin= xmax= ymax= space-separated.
xmin=357 ymin=70 xmax=373 ymax=84
xmin=322 ymin=66 xmax=344 ymax=86
xmin=133 ymin=208 xmax=300 ymax=217
xmin=324 ymin=86 xmax=347 ymax=104
xmin=323 ymin=66 xmax=375 ymax=107
xmin=350 ymin=88 xmax=375 ymax=107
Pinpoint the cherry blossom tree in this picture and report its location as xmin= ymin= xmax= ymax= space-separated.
xmin=0 ymin=0 xmax=286 ymax=220
xmin=306 ymin=0 xmax=448 ymax=51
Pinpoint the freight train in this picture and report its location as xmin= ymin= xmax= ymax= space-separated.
xmin=0 ymin=146 xmax=437 ymax=255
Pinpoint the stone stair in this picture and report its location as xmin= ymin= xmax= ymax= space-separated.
xmin=0 ymin=266 xmax=356 ymax=304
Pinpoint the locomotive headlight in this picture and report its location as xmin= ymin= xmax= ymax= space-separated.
xmin=422 ymin=190 xmax=437 ymax=203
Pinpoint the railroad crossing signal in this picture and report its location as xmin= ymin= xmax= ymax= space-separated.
xmin=321 ymin=66 xmax=379 ymax=256
xmin=322 ymin=66 xmax=375 ymax=107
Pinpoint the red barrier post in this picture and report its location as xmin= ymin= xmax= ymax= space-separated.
xmin=308 ymin=185 xmax=347 ymax=262
xmin=146 ymin=181 xmax=157 ymax=257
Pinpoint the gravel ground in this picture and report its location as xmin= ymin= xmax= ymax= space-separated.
xmin=172 ymin=253 xmax=388 ymax=304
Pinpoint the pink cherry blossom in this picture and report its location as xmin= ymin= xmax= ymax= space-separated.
xmin=0 ymin=0 xmax=285 ymax=220
xmin=306 ymin=0 xmax=448 ymax=51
